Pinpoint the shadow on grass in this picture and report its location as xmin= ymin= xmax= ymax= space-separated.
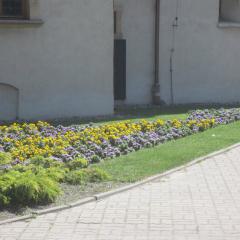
xmin=50 ymin=103 xmax=240 ymax=127
xmin=1 ymin=104 xmax=240 ymax=127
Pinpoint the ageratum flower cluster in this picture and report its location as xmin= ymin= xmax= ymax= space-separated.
xmin=0 ymin=108 xmax=240 ymax=166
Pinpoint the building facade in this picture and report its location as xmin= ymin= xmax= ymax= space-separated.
xmin=0 ymin=0 xmax=113 ymax=120
xmin=115 ymin=0 xmax=240 ymax=106
xmin=0 ymin=0 xmax=240 ymax=120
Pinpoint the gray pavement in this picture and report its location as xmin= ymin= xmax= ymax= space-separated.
xmin=1 ymin=147 xmax=240 ymax=240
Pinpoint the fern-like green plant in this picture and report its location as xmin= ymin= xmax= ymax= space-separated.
xmin=0 ymin=172 xmax=15 ymax=208
xmin=29 ymin=156 xmax=63 ymax=168
xmin=44 ymin=167 xmax=68 ymax=182
xmin=36 ymin=176 xmax=62 ymax=204
xmin=64 ymin=170 xmax=87 ymax=185
xmin=65 ymin=158 xmax=89 ymax=170
xmin=11 ymin=173 xmax=41 ymax=205
xmin=64 ymin=168 xmax=110 ymax=185
xmin=0 ymin=169 xmax=62 ymax=207
xmin=0 ymin=152 xmax=12 ymax=165
xmin=86 ymin=168 xmax=110 ymax=183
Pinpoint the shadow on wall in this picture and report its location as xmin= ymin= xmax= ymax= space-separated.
xmin=0 ymin=83 xmax=19 ymax=121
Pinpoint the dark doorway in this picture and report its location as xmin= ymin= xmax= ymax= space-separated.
xmin=114 ymin=39 xmax=126 ymax=101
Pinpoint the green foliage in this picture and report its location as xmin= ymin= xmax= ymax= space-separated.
xmin=0 ymin=172 xmax=15 ymax=207
xmin=0 ymin=193 xmax=10 ymax=207
xmin=0 ymin=170 xmax=61 ymax=208
xmin=64 ymin=168 xmax=110 ymax=185
xmin=90 ymin=155 xmax=101 ymax=163
xmin=11 ymin=163 xmax=67 ymax=183
xmin=12 ymin=172 xmax=61 ymax=205
xmin=12 ymin=164 xmax=28 ymax=173
xmin=44 ymin=167 xmax=67 ymax=182
xmin=64 ymin=170 xmax=87 ymax=185
xmin=65 ymin=158 xmax=89 ymax=170
xmin=86 ymin=168 xmax=110 ymax=182
xmin=0 ymin=152 xmax=12 ymax=165
xmin=0 ymin=154 xmax=110 ymax=208
xmin=30 ymin=156 xmax=63 ymax=168
xmin=29 ymin=156 xmax=63 ymax=168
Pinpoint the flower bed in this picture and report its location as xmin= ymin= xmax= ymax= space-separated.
xmin=0 ymin=108 xmax=240 ymax=166
xmin=0 ymin=108 xmax=240 ymax=208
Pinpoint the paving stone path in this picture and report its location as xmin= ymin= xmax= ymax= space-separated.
xmin=1 ymin=146 xmax=240 ymax=240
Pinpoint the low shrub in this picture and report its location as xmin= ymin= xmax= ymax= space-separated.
xmin=0 ymin=152 xmax=12 ymax=165
xmin=11 ymin=165 xmax=27 ymax=172
xmin=0 ymin=170 xmax=61 ymax=207
xmin=65 ymin=158 xmax=88 ymax=170
xmin=0 ymin=173 xmax=14 ymax=207
xmin=44 ymin=167 xmax=67 ymax=182
xmin=64 ymin=168 xmax=110 ymax=185
xmin=12 ymin=172 xmax=61 ymax=205
xmin=0 ymin=192 xmax=9 ymax=207
xmin=11 ymin=163 xmax=67 ymax=183
xmin=86 ymin=168 xmax=110 ymax=183
xmin=64 ymin=170 xmax=87 ymax=185
xmin=29 ymin=156 xmax=63 ymax=168
xmin=90 ymin=155 xmax=101 ymax=163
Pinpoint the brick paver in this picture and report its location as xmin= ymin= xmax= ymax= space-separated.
xmin=1 ymin=147 xmax=240 ymax=240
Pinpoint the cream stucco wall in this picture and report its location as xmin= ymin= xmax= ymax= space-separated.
xmin=0 ymin=0 xmax=113 ymax=120
xmin=114 ymin=0 xmax=155 ymax=105
xmin=2 ymin=0 xmax=240 ymax=121
xmin=117 ymin=0 xmax=240 ymax=105
xmin=159 ymin=0 xmax=240 ymax=104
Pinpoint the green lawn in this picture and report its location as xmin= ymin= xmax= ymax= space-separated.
xmin=53 ymin=105 xmax=240 ymax=127
xmin=93 ymin=121 xmax=240 ymax=182
xmin=51 ymin=106 xmax=194 ymax=127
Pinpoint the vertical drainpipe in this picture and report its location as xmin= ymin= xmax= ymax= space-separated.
xmin=152 ymin=0 xmax=161 ymax=105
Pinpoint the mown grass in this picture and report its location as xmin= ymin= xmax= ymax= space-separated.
xmin=94 ymin=121 xmax=240 ymax=182
xmin=51 ymin=104 xmax=240 ymax=127
xmin=51 ymin=106 xmax=194 ymax=127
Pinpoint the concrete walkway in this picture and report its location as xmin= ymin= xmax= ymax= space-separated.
xmin=1 ymin=147 xmax=240 ymax=240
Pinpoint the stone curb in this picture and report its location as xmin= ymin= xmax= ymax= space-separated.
xmin=67 ymin=197 xmax=95 ymax=208
xmin=31 ymin=197 xmax=96 ymax=216
xmin=0 ymin=215 xmax=34 ymax=226
xmin=0 ymin=142 xmax=239 ymax=226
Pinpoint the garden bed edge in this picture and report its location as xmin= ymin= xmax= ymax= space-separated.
xmin=1 ymin=142 xmax=240 ymax=226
